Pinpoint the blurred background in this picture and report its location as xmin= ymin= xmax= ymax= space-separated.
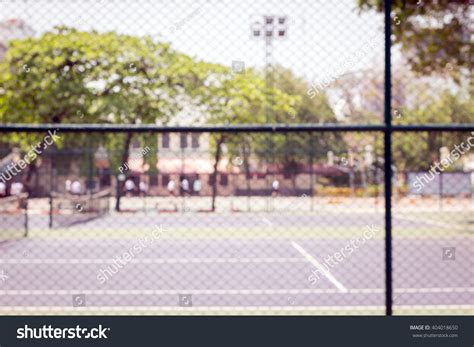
xmin=0 ymin=0 xmax=472 ymax=315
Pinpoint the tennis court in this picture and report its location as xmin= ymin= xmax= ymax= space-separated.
xmin=1 ymin=195 xmax=472 ymax=315
xmin=0 ymin=0 xmax=472 ymax=319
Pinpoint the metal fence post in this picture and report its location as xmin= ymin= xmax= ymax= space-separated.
xmin=23 ymin=194 xmax=28 ymax=238
xmin=384 ymin=0 xmax=393 ymax=316
xmin=48 ymin=153 xmax=55 ymax=229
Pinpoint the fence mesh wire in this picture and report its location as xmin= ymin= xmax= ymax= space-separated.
xmin=392 ymin=131 xmax=473 ymax=315
xmin=0 ymin=0 xmax=472 ymax=315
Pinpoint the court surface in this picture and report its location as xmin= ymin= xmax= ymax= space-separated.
xmin=0 ymin=196 xmax=472 ymax=315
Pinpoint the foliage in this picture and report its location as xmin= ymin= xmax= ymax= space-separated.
xmin=392 ymin=91 xmax=473 ymax=171
xmin=0 ymin=27 xmax=203 ymax=202
xmin=192 ymin=64 xmax=299 ymax=209
xmin=357 ymin=0 xmax=472 ymax=82
xmin=250 ymin=66 xmax=343 ymax=172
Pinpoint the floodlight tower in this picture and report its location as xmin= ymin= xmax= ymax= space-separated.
xmin=251 ymin=15 xmax=289 ymax=122
xmin=251 ymin=16 xmax=289 ymax=210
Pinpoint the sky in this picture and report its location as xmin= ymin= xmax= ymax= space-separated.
xmin=0 ymin=0 xmax=387 ymax=84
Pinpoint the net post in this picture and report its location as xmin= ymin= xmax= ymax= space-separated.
xmin=49 ymin=159 xmax=55 ymax=229
xmin=24 ymin=195 xmax=28 ymax=238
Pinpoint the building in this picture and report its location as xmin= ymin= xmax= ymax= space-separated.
xmin=152 ymin=132 xmax=233 ymax=196
xmin=0 ymin=18 xmax=35 ymax=60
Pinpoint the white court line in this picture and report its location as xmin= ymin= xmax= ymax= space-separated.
xmin=0 ymin=288 xmax=366 ymax=296
xmin=0 ymin=306 xmax=388 ymax=312
xmin=395 ymin=287 xmax=474 ymax=293
xmin=291 ymin=241 xmax=348 ymax=293
xmin=262 ymin=217 xmax=274 ymax=227
xmin=0 ymin=287 xmax=472 ymax=296
xmin=0 ymin=258 xmax=304 ymax=264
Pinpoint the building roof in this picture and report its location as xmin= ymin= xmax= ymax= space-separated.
xmin=0 ymin=18 xmax=35 ymax=44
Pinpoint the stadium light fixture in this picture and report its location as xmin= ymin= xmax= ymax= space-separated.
xmin=250 ymin=14 xmax=289 ymax=122
xmin=250 ymin=14 xmax=289 ymax=40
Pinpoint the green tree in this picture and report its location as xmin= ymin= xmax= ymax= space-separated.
xmin=392 ymin=90 xmax=473 ymax=171
xmin=251 ymin=67 xmax=343 ymax=195
xmin=194 ymin=66 xmax=299 ymax=210
xmin=0 ymin=27 xmax=203 ymax=209
xmin=357 ymin=0 xmax=472 ymax=82
xmin=333 ymin=65 xmax=472 ymax=179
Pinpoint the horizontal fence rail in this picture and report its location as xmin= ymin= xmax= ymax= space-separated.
xmin=1 ymin=123 xmax=473 ymax=133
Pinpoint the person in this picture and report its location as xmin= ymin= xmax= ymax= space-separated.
xmin=0 ymin=181 xmax=6 ymax=197
xmin=167 ymin=179 xmax=176 ymax=196
xmin=65 ymin=179 xmax=72 ymax=193
xmin=193 ymin=177 xmax=202 ymax=196
xmin=10 ymin=182 xmax=23 ymax=196
xmin=139 ymin=181 xmax=148 ymax=196
xmin=125 ymin=179 xmax=135 ymax=195
xmin=138 ymin=181 xmax=149 ymax=211
xmin=272 ymin=179 xmax=280 ymax=197
xmin=166 ymin=178 xmax=177 ymax=211
xmin=181 ymin=177 xmax=189 ymax=196
xmin=71 ymin=180 xmax=81 ymax=195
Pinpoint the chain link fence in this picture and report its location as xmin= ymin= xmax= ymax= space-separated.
xmin=0 ymin=0 xmax=472 ymax=315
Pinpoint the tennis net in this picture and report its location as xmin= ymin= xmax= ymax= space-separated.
xmin=50 ymin=189 xmax=111 ymax=228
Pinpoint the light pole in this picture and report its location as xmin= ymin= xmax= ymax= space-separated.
xmin=250 ymin=15 xmax=289 ymax=122
xmin=251 ymin=15 xmax=289 ymax=207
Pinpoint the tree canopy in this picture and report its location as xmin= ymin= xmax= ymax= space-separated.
xmin=357 ymin=0 xmax=472 ymax=82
